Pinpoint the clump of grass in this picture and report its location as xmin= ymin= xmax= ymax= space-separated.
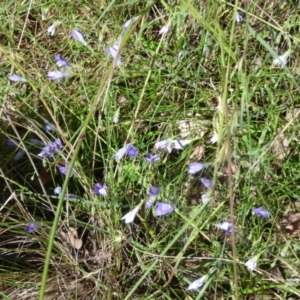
xmin=1 ymin=0 xmax=300 ymax=299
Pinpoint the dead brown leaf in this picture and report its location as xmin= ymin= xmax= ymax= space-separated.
xmin=284 ymin=213 xmax=300 ymax=237
xmin=60 ymin=227 xmax=83 ymax=249
xmin=176 ymin=120 xmax=207 ymax=138
xmin=271 ymin=131 xmax=290 ymax=160
xmin=190 ymin=145 xmax=204 ymax=160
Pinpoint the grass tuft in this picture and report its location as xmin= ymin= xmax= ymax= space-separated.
xmin=1 ymin=0 xmax=300 ymax=299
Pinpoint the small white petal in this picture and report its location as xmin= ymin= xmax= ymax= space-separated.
xmin=8 ymin=74 xmax=26 ymax=82
xmin=236 ymin=13 xmax=243 ymax=23
xmin=47 ymin=24 xmax=56 ymax=36
xmin=121 ymin=206 xmax=140 ymax=224
xmin=159 ymin=24 xmax=170 ymax=35
xmin=245 ymin=257 xmax=257 ymax=271
xmin=216 ymin=221 xmax=231 ymax=231
xmin=113 ymin=110 xmax=120 ymax=123
xmin=280 ymin=251 xmax=286 ymax=257
xmin=154 ymin=139 xmax=172 ymax=152
xmin=273 ymin=51 xmax=289 ymax=67
xmin=105 ymin=41 xmax=121 ymax=66
xmin=54 ymin=186 xmax=62 ymax=195
xmin=173 ymin=139 xmax=191 ymax=150
xmin=123 ymin=16 xmax=139 ymax=31
xmin=187 ymin=275 xmax=206 ymax=290
xmin=114 ymin=145 xmax=129 ymax=161
xmin=47 ymin=70 xmax=69 ymax=80
xmin=201 ymin=193 xmax=210 ymax=204
xmin=210 ymin=132 xmax=218 ymax=144
xmin=71 ymin=28 xmax=87 ymax=46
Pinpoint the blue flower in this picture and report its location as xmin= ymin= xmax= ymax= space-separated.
xmin=93 ymin=183 xmax=108 ymax=196
xmin=59 ymin=165 xmax=74 ymax=177
xmin=114 ymin=144 xmax=138 ymax=160
xmin=14 ymin=150 xmax=26 ymax=161
xmin=5 ymin=139 xmax=18 ymax=148
xmin=47 ymin=70 xmax=69 ymax=80
xmin=71 ymin=28 xmax=87 ymax=45
xmin=145 ymin=199 xmax=155 ymax=209
xmin=8 ymin=74 xmax=26 ymax=82
xmin=38 ymin=138 xmax=62 ymax=158
xmin=155 ymin=202 xmax=174 ymax=217
xmin=148 ymin=187 xmax=160 ymax=197
xmin=155 ymin=139 xmax=191 ymax=153
xmin=253 ymin=207 xmax=271 ymax=218
xmin=54 ymin=186 xmax=77 ymax=198
xmin=55 ymin=55 xmax=69 ymax=68
xmin=216 ymin=221 xmax=233 ymax=234
xmin=26 ymin=222 xmax=42 ymax=233
xmin=144 ymin=153 xmax=160 ymax=163
xmin=44 ymin=119 xmax=57 ymax=132
xmin=105 ymin=40 xmax=121 ymax=66
xmin=127 ymin=145 xmax=138 ymax=157
xmin=187 ymin=162 xmax=208 ymax=175
xmin=200 ymin=177 xmax=212 ymax=189
xmin=236 ymin=13 xmax=244 ymax=24
xmin=54 ymin=186 xmax=62 ymax=195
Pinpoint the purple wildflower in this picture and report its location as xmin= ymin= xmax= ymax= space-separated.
xmin=155 ymin=202 xmax=174 ymax=217
xmin=216 ymin=221 xmax=233 ymax=234
xmin=253 ymin=207 xmax=271 ymax=218
xmin=173 ymin=139 xmax=191 ymax=150
xmin=93 ymin=183 xmax=108 ymax=196
xmin=144 ymin=153 xmax=160 ymax=163
xmin=26 ymin=222 xmax=41 ymax=233
xmin=127 ymin=145 xmax=138 ymax=157
xmin=47 ymin=70 xmax=69 ymax=80
xmin=105 ymin=40 xmax=121 ymax=66
xmin=236 ymin=13 xmax=244 ymax=24
xmin=54 ymin=186 xmax=62 ymax=195
xmin=53 ymin=138 xmax=62 ymax=149
xmin=38 ymin=138 xmax=62 ymax=158
xmin=55 ymin=55 xmax=69 ymax=68
xmin=154 ymin=139 xmax=173 ymax=152
xmin=54 ymin=186 xmax=77 ymax=198
xmin=154 ymin=139 xmax=191 ymax=153
xmin=14 ymin=150 xmax=26 ymax=161
xmin=200 ymin=177 xmax=212 ymax=189
xmin=145 ymin=199 xmax=155 ymax=209
xmin=187 ymin=162 xmax=208 ymax=175
xmin=71 ymin=28 xmax=87 ymax=46
xmin=59 ymin=165 xmax=74 ymax=177
xmin=29 ymin=139 xmax=44 ymax=146
xmin=8 ymin=74 xmax=26 ymax=82
xmin=148 ymin=187 xmax=160 ymax=197
xmin=44 ymin=119 xmax=57 ymax=132
xmin=5 ymin=139 xmax=18 ymax=148
xmin=114 ymin=144 xmax=138 ymax=160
